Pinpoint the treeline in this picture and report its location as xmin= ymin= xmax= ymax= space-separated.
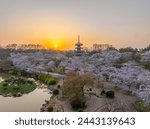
xmin=3 ymin=43 xmax=45 ymax=50
xmin=118 ymin=45 xmax=150 ymax=53
xmin=140 ymin=45 xmax=150 ymax=52
xmin=91 ymin=43 xmax=150 ymax=53
xmin=118 ymin=47 xmax=138 ymax=53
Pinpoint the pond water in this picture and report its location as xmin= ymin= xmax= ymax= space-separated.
xmin=0 ymin=88 xmax=51 ymax=112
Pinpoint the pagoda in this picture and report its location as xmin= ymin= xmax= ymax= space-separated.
xmin=75 ymin=35 xmax=83 ymax=56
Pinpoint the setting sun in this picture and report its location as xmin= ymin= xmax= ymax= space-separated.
xmin=54 ymin=44 xmax=58 ymax=49
xmin=51 ymin=39 xmax=60 ymax=49
xmin=42 ymin=34 xmax=76 ymax=50
xmin=43 ymin=38 xmax=62 ymax=50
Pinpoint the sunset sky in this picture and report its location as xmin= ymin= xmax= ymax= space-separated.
xmin=0 ymin=0 xmax=150 ymax=50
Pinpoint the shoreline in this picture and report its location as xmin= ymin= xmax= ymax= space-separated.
xmin=0 ymin=88 xmax=51 ymax=112
xmin=0 ymin=75 xmax=52 ymax=112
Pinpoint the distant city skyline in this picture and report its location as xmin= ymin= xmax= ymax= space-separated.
xmin=0 ymin=0 xmax=150 ymax=50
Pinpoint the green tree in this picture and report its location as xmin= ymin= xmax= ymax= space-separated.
xmin=119 ymin=47 xmax=138 ymax=53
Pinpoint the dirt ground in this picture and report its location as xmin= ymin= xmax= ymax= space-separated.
xmin=45 ymin=82 xmax=138 ymax=112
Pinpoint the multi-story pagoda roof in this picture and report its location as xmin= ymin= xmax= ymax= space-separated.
xmin=75 ymin=35 xmax=83 ymax=56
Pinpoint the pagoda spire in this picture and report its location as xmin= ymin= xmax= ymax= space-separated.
xmin=78 ymin=35 xmax=80 ymax=43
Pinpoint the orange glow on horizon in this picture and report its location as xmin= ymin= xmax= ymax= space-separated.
xmin=43 ymin=38 xmax=65 ymax=50
xmin=41 ymin=35 xmax=77 ymax=50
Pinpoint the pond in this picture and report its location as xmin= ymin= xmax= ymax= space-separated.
xmin=0 ymin=88 xmax=51 ymax=112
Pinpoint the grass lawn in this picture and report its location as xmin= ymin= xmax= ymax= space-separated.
xmin=0 ymin=79 xmax=37 ymax=95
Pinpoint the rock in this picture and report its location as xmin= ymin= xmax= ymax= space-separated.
xmin=16 ymin=92 xmax=23 ymax=97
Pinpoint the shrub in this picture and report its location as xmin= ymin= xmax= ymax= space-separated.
xmin=113 ymin=63 xmax=122 ymax=69
xmin=20 ymin=70 xmax=29 ymax=77
xmin=132 ymin=54 xmax=141 ymax=63
xmin=48 ymin=78 xmax=57 ymax=85
xmin=57 ymin=85 xmax=60 ymax=89
xmin=13 ymin=87 xmax=20 ymax=91
xmin=27 ymin=80 xmax=33 ymax=84
xmin=114 ymin=57 xmax=130 ymax=68
xmin=38 ymin=73 xmax=57 ymax=85
xmin=47 ymin=106 xmax=53 ymax=112
xmin=89 ymin=88 xmax=92 ymax=91
xmin=19 ymin=79 xmax=26 ymax=84
xmin=30 ymin=73 xmax=38 ymax=79
xmin=141 ymin=62 xmax=150 ymax=70
xmin=3 ymin=87 xmax=7 ymax=91
xmin=70 ymin=99 xmax=85 ymax=110
xmin=117 ymin=57 xmax=129 ymax=64
xmin=6 ymin=78 xmax=14 ymax=83
xmin=2 ymin=83 xmax=8 ymax=86
xmin=106 ymin=91 xmax=115 ymax=98
xmin=134 ymin=101 xmax=150 ymax=112
xmin=101 ymin=90 xmax=106 ymax=95
xmin=53 ymin=89 xmax=59 ymax=95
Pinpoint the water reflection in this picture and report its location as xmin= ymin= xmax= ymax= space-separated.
xmin=0 ymin=88 xmax=51 ymax=112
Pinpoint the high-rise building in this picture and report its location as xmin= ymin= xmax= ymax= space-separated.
xmin=75 ymin=35 xmax=83 ymax=56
